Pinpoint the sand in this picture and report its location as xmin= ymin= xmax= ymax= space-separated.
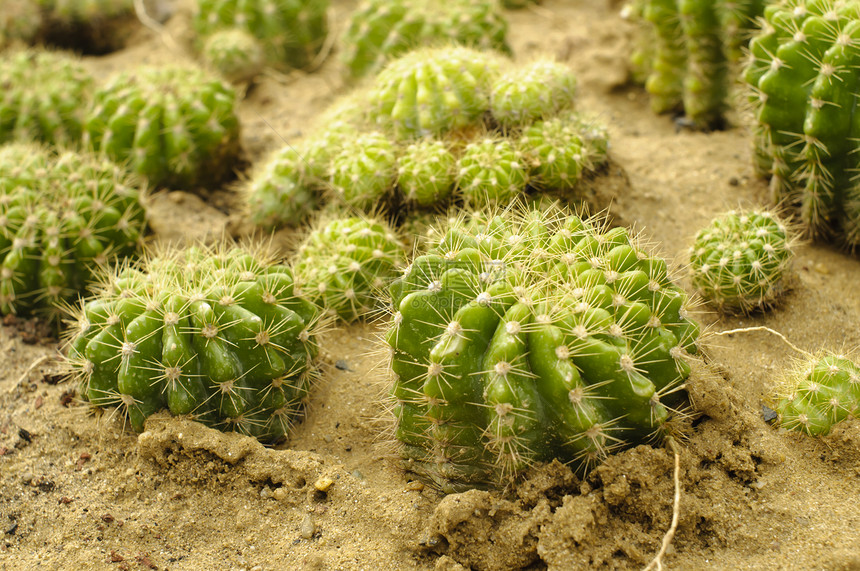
xmin=1 ymin=1 xmax=859 ymax=569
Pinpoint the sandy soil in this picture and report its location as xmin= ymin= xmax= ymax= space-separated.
xmin=2 ymin=1 xmax=860 ymax=570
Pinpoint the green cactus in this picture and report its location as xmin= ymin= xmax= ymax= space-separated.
xmin=201 ymin=28 xmax=267 ymax=84
xmin=340 ymin=0 xmax=510 ymax=80
xmin=385 ymin=202 xmax=700 ymax=491
xmin=0 ymin=143 xmax=146 ymax=317
xmin=64 ymin=242 xmax=322 ymax=440
xmin=329 ymin=131 xmax=399 ymax=210
xmin=193 ymin=0 xmax=329 ymax=72
xmin=490 ymin=59 xmax=577 ymax=129
xmin=744 ymin=0 xmax=860 ymax=247
xmin=0 ymin=49 xmax=93 ymax=146
xmin=519 ymin=113 xmax=603 ymax=191
xmin=397 ymin=139 xmax=457 ymax=208
xmin=243 ymin=145 xmax=320 ymax=230
xmin=626 ymin=0 xmax=767 ymax=128
xmin=83 ymin=65 xmax=241 ymax=190
xmin=689 ymin=210 xmax=794 ymax=313
xmin=457 ymin=137 xmax=529 ymax=207
xmin=295 ymin=215 xmax=406 ymax=322
xmin=773 ymin=353 xmax=860 ymax=436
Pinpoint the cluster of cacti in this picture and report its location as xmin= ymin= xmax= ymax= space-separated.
xmin=64 ymin=243 xmax=322 ymax=441
xmin=744 ymin=1 xmax=860 ymax=247
xmin=689 ymin=209 xmax=794 ymax=312
xmin=295 ymin=216 xmax=406 ymax=322
xmin=340 ymin=0 xmax=511 ymax=79
xmin=0 ymin=50 xmax=93 ymax=146
xmin=192 ymin=0 xmax=329 ymax=73
xmin=200 ymin=29 xmax=267 ymax=84
xmin=0 ymin=143 xmax=146 ymax=317
xmin=773 ymin=353 xmax=860 ymax=436
xmin=624 ymin=0 xmax=767 ymax=128
xmin=82 ymin=65 xmax=241 ymax=190
xmin=384 ymin=202 xmax=700 ymax=491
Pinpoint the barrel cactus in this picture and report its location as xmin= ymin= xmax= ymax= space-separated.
xmin=200 ymin=28 xmax=266 ymax=84
xmin=744 ymin=0 xmax=860 ymax=247
xmin=83 ymin=65 xmax=240 ymax=190
xmin=456 ymin=137 xmax=529 ymax=207
xmin=689 ymin=209 xmax=794 ymax=313
xmin=490 ymin=59 xmax=577 ymax=129
xmin=397 ymin=139 xmax=457 ymax=208
xmin=64 ymin=242 xmax=322 ymax=440
xmin=340 ymin=0 xmax=510 ymax=79
xmin=385 ymin=202 xmax=700 ymax=491
xmin=0 ymin=143 xmax=146 ymax=317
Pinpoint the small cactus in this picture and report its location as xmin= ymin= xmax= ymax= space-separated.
xmin=773 ymin=353 xmax=860 ymax=436
xmin=329 ymin=131 xmax=399 ymax=210
xmin=64 ymin=242 xmax=323 ymax=440
xmin=83 ymin=65 xmax=241 ymax=189
xmin=243 ymin=146 xmax=320 ymax=230
xmin=0 ymin=143 xmax=146 ymax=317
xmin=519 ymin=113 xmax=596 ymax=191
xmin=193 ymin=0 xmax=329 ymax=72
xmin=0 ymin=49 xmax=93 ymax=146
xmin=295 ymin=215 xmax=406 ymax=322
xmin=397 ymin=139 xmax=457 ymax=208
xmin=490 ymin=59 xmax=577 ymax=129
xmin=201 ymin=28 xmax=266 ymax=84
xmin=340 ymin=0 xmax=510 ymax=79
xmin=456 ymin=137 xmax=529 ymax=207
xmin=385 ymin=202 xmax=700 ymax=491
xmin=744 ymin=1 xmax=860 ymax=247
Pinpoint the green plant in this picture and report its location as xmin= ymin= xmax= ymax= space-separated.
xmin=64 ymin=242 xmax=323 ymax=440
xmin=744 ymin=0 xmax=860 ymax=247
xmin=329 ymin=131 xmax=398 ymax=210
xmin=340 ymin=0 xmax=510 ymax=79
xmin=0 ymin=143 xmax=146 ymax=317
xmin=397 ymin=139 xmax=457 ymax=208
xmin=83 ymin=65 xmax=241 ymax=190
xmin=385 ymin=202 xmax=700 ymax=491
xmin=200 ymin=28 xmax=266 ymax=84
xmin=456 ymin=137 xmax=529 ymax=207
xmin=490 ymin=59 xmax=577 ymax=129
xmin=689 ymin=209 xmax=794 ymax=312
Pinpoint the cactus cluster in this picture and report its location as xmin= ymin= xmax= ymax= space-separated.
xmin=64 ymin=243 xmax=322 ymax=441
xmin=774 ymin=353 xmax=860 ymax=436
xmin=295 ymin=216 xmax=406 ymax=322
xmin=83 ymin=65 xmax=241 ymax=190
xmin=689 ymin=209 xmax=794 ymax=313
xmin=0 ymin=143 xmax=146 ymax=317
xmin=744 ymin=0 xmax=860 ymax=247
xmin=192 ymin=0 xmax=329 ymax=73
xmin=340 ymin=0 xmax=511 ymax=79
xmin=0 ymin=50 xmax=93 ymax=146
xmin=624 ymin=0 xmax=767 ymax=128
xmin=385 ymin=202 xmax=700 ymax=491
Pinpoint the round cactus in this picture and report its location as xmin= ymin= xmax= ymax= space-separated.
xmin=340 ymin=0 xmax=510 ymax=79
xmin=243 ymin=145 xmax=320 ymax=230
xmin=201 ymin=28 xmax=266 ymax=84
xmin=0 ymin=49 xmax=93 ymax=146
xmin=64 ymin=242 xmax=322 ymax=440
xmin=295 ymin=215 xmax=406 ymax=321
xmin=0 ymin=143 xmax=146 ymax=317
xmin=519 ymin=113 xmax=593 ymax=190
xmin=456 ymin=137 xmax=529 ymax=207
xmin=773 ymin=353 xmax=860 ymax=436
xmin=689 ymin=210 xmax=794 ymax=313
xmin=490 ymin=59 xmax=577 ymax=129
xmin=744 ymin=1 xmax=860 ymax=247
xmin=397 ymin=139 xmax=457 ymax=208
xmin=83 ymin=65 xmax=240 ymax=189
xmin=329 ymin=131 xmax=398 ymax=210
xmin=385 ymin=202 xmax=700 ymax=491
xmin=367 ymin=46 xmax=502 ymax=139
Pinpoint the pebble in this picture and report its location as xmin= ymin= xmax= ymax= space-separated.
xmin=272 ymin=488 xmax=287 ymax=501
xmin=21 ymin=472 xmax=34 ymax=485
xmin=300 ymin=514 xmax=316 ymax=539
xmin=313 ymin=477 xmax=334 ymax=493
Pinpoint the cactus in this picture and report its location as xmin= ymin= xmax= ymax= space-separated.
xmin=773 ymin=353 xmax=860 ymax=436
xmin=295 ymin=215 xmax=406 ymax=322
xmin=201 ymin=28 xmax=267 ymax=84
xmin=625 ymin=0 xmax=767 ymax=128
xmin=519 ymin=113 xmax=602 ymax=191
xmin=64 ymin=242 xmax=322 ymax=440
xmin=0 ymin=143 xmax=146 ymax=317
xmin=689 ymin=209 xmax=793 ymax=313
xmin=456 ymin=137 xmax=529 ymax=207
xmin=193 ymin=0 xmax=329 ymax=72
xmin=397 ymin=139 xmax=457 ymax=208
xmin=0 ymin=49 xmax=93 ymax=146
xmin=340 ymin=0 xmax=510 ymax=80
xmin=385 ymin=202 xmax=700 ymax=491
xmin=243 ymin=146 xmax=321 ymax=230
xmin=744 ymin=1 xmax=860 ymax=247
xmin=329 ymin=131 xmax=399 ymax=210
xmin=83 ymin=65 xmax=241 ymax=190
xmin=490 ymin=59 xmax=577 ymax=129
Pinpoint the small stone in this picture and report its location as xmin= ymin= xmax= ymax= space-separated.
xmin=405 ymin=480 xmax=424 ymax=492
xmin=272 ymin=488 xmax=287 ymax=501
xmin=313 ymin=476 xmax=334 ymax=493
xmin=300 ymin=514 xmax=316 ymax=539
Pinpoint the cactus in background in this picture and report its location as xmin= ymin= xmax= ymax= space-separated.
xmin=0 ymin=143 xmax=146 ymax=317
xmin=774 ymin=353 xmax=860 ymax=436
xmin=490 ymin=59 xmax=577 ymax=129
xmin=397 ymin=139 xmax=457 ymax=208
xmin=83 ymin=65 xmax=240 ymax=190
xmin=243 ymin=146 xmax=320 ymax=230
xmin=201 ymin=28 xmax=266 ymax=84
xmin=689 ymin=210 xmax=793 ymax=313
xmin=744 ymin=1 xmax=860 ymax=247
xmin=625 ymin=0 xmax=767 ymax=128
xmin=0 ymin=50 xmax=93 ymax=146
xmin=64 ymin=242 xmax=322 ymax=440
xmin=295 ymin=215 xmax=405 ymax=321
xmin=457 ymin=137 xmax=529 ymax=207
xmin=193 ymin=0 xmax=329 ymax=72
xmin=385 ymin=202 xmax=700 ymax=491
xmin=340 ymin=0 xmax=510 ymax=79
xmin=329 ymin=131 xmax=398 ymax=210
